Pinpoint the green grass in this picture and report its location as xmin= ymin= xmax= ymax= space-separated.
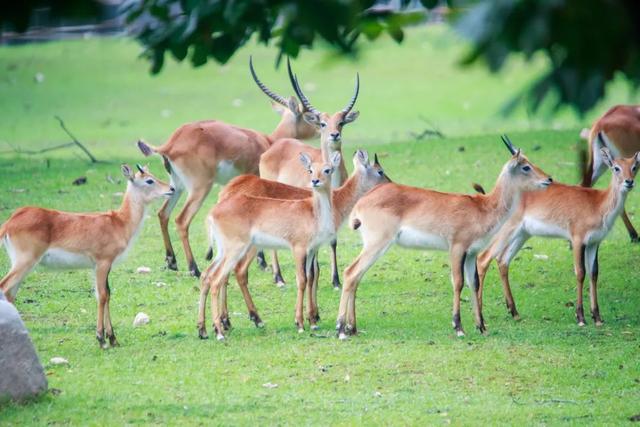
xmin=1 ymin=27 xmax=640 ymax=425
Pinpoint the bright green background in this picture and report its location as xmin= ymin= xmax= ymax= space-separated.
xmin=1 ymin=26 xmax=639 ymax=425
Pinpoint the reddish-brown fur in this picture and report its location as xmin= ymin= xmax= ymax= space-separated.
xmin=0 ymin=165 xmax=173 ymax=348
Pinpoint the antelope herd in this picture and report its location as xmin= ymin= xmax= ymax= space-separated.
xmin=1 ymin=58 xmax=639 ymax=347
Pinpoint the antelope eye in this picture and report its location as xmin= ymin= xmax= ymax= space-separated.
xmin=308 ymin=170 xmax=312 ymax=174
xmin=145 ymin=179 xmax=155 ymax=185
xmin=614 ymin=166 xmax=621 ymax=173
xmin=323 ymin=168 xmax=331 ymax=174
xmin=378 ymin=170 xmax=384 ymax=176
xmin=522 ymin=165 xmax=531 ymax=172
xmin=320 ymin=122 xmax=327 ymax=128
xmin=632 ymin=165 xmax=637 ymax=172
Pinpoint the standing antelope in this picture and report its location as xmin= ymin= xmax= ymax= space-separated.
xmin=336 ymin=136 xmax=552 ymax=339
xmin=0 ymin=165 xmax=174 ymax=348
xmin=137 ymin=57 xmax=318 ymax=277
xmin=477 ymin=137 xmax=639 ymax=326
xmin=259 ymin=59 xmax=360 ymax=288
xmin=201 ymin=151 xmax=389 ymax=334
xmin=582 ymin=105 xmax=640 ymax=241
xmin=199 ymin=150 xmax=388 ymax=340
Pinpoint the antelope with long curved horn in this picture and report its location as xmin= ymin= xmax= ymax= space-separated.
xmin=137 ymin=57 xmax=318 ymax=277
xmin=258 ymin=58 xmax=361 ymax=289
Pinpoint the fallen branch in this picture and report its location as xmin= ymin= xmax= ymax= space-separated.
xmin=54 ymin=115 xmax=99 ymax=163
xmin=410 ymin=115 xmax=445 ymax=141
xmin=0 ymin=117 xmax=101 ymax=163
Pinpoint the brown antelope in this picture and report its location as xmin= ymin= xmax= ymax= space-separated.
xmin=0 ymin=165 xmax=174 ymax=348
xmin=336 ymin=136 xmax=552 ymax=339
xmin=199 ymin=150 xmax=388 ymax=340
xmin=582 ymin=105 xmax=640 ymax=241
xmin=259 ymin=59 xmax=360 ymax=288
xmin=201 ymin=151 xmax=390 ymax=334
xmin=477 ymin=138 xmax=639 ymax=326
xmin=137 ymin=57 xmax=318 ymax=277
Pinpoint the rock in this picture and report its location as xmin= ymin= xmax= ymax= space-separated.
xmin=49 ymin=357 xmax=69 ymax=366
xmin=136 ymin=266 xmax=151 ymax=274
xmin=262 ymin=382 xmax=278 ymax=389
xmin=533 ymin=254 xmax=549 ymax=260
xmin=133 ymin=312 xmax=150 ymax=327
xmin=0 ymin=295 xmax=48 ymax=401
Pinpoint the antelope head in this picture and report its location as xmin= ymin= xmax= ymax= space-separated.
xmin=287 ymin=58 xmax=360 ymax=152
xmin=501 ymin=135 xmax=553 ymax=191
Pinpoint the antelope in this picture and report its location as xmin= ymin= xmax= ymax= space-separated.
xmin=336 ymin=136 xmax=552 ymax=339
xmin=258 ymin=59 xmax=360 ymax=288
xmin=0 ymin=165 xmax=174 ymax=348
xmin=581 ymin=105 xmax=640 ymax=242
xmin=477 ymin=137 xmax=639 ymax=326
xmin=199 ymin=150 xmax=388 ymax=340
xmin=202 ymin=151 xmax=389 ymax=333
xmin=137 ymin=57 xmax=318 ymax=277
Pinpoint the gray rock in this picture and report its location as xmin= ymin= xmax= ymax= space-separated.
xmin=0 ymin=297 xmax=48 ymax=401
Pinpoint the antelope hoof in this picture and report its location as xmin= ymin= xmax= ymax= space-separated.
xmin=456 ymin=329 xmax=465 ymax=337
xmin=216 ymin=333 xmax=225 ymax=341
xmin=198 ymin=328 xmax=209 ymax=340
xmin=578 ymin=321 xmax=586 ymax=327
xmin=310 ymin=324 xmax=320 ymax=331
xmin=276 ymin=281 xmax=286 ymax=288
xmin=338 ymin=332 xmax=348 ymax=340
xmin=512 ymin=313 xmax=521 ymax=321
xmin=595 ymin=320 xmax=604 ymax=327
xmin=221 ymin=317 xmax=232 ymax=331
xmin=629 ymin=232 xmax=639 ymax=243
xmin=477 ymin=324 xmax=487 ymax=335
xmin=108 ymin=335 xmax=119 ymax=347
xmin=189 ymin=265 xmax=201 ymax=278
xmin=166 ymin=254 xmax=178 ymax=271
xmin=256 ymin=252 xmax=268 ymax=271
xmin=249 ymin=312 xmax=263 ymax=328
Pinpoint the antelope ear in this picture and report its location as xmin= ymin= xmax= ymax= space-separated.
xmin=343 ymin=110 xmax=360 ymax=124
xmin=330 ymin=151 xmax=342 ymax=169
xmin=355 ymin=149 xmax=369 ymax=166
xmin=299 ymin=152 xmax=313 ymax=170
xmin=635 ymin=151 xmax=640 ymax=165
xmin=302 ymin=112 xmax=321 ymax=126
xmin=287 ymin=96 xmax=300 ymax=114
xmin=121 ymin=164 xmax=134 ymax=181
xmin=271 ymin=102 xmax=286 ymax=116
xmin=601 ymin=147 xmax=614 ymax=168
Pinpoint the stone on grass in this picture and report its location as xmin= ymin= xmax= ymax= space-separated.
xmin=49 ymin=357 xmax=69 ymax=366
xmin=136 ymin=266 xmax=151 ymax=274
xmin=0 ymin=292 xmax=48 ymax=401
xmin=133 ymin=312 xmax=150 ymax=327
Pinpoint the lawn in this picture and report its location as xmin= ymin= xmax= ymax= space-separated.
xmin=1 ymin=26 xmax=639 ymax=425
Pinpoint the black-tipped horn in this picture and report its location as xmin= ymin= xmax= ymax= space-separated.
xmin=249 ymin=56 xmax=289 ymax=107
xmin=374 ymin=153 xmax=380 ymax=165
xmin=287 ymin=57 xmax=319 ymax=114
xmin=501 ymin=134 xmax=517 ymax=155
xmin=136 ymin=164 xmax=145 ymax=174
xmin=342 ymin=72 xmax=360 ymax=114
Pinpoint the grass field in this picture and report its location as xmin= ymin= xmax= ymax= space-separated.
xmin=1 ymin=26 xmax=640 ymax=425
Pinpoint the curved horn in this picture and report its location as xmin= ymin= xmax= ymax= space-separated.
xmin=249 ymin=56 xmax=288 ymax=107
xmin=501 ymin=134 xmax=517 ymax=155
xmin=342 ymin=72 xmax=360 ymax=114
xmin=136 ymin=164 xmax=145 ymax=174
xmin=287 ymin=57 xmax=319 ymax=114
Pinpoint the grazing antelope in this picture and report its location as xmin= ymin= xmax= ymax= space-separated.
xmin=202 ymin=151 xmax=390 ymax=333
xmin=199 ymin=150 xmax=388 ymax=340
xmin=0 ymin=165 xmax=174 ymax=348
xmin=477 ymin=138 xmax=639 ymax=326
xmin=259 ymin=59 xmax=360 ymax=288
xmin=137 ymin=57 xmax=318 ymax=277
xmin=582 ymin=105 xmax=640 ymax=241
xmin=336 ymin=136 xmax=552 ymax=339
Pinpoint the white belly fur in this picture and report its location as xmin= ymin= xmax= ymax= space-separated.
xmin=396 ymin=227 xmax=449 ymax=251
xmin=251 ymin=231 xmax=290 ymax=250
xmin=215 ymin=160 xmax=241 ymax=185
xmin=40 ymin=248 xmax=94 ymax=269
xmin=523 ymin=217 xmax=570 ymax=240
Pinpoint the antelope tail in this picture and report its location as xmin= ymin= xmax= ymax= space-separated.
xmin=472 ymin=183 xmax=486 ymax=194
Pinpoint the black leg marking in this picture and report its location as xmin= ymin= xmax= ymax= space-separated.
xmin=452 ymin=312 xmax=462 ymax=332
xmin=274 ymin=269 xmax=285 ymax=285
xmin=198 ymin=324 xmax=209 ymax=339
xmin=256 ymin=250 xmax=268 ymax=271
xmin=205 ymin=247 xmax=213 ymax=261
xmin=189 ymin=260 xmax=201 ymax=278
xmin=162 ymin=155 xmax=172 ymax=174
xmin=576 ymin=304 xmax=585 ymax=325
xmin=331 ymin=240 xmax=341 ymax=289
xmin=166 ymin=250 xmax=178 ymax=271
xmin=249 ymin=311 xmax=263 ymax=328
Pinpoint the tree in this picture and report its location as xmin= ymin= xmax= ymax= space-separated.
xmin=4 ymin=1 xmax=640 ymax=115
